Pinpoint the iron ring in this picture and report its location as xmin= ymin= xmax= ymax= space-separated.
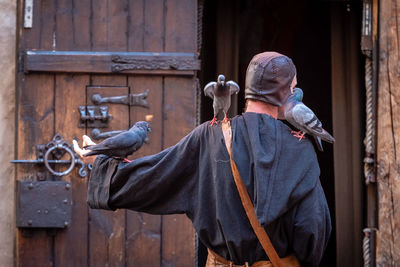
xmin=44 ymin=144 xmax=75 ymax=176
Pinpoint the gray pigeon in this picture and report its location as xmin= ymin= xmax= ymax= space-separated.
xmin=204 ymin=74 xmax=240 ymax=125
xmin=284 ymin=87 xmax=335 ymax=151
xmin=84 ymin=121 xmax=151 ymax=159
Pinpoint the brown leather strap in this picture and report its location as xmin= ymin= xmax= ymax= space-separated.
xmin=221 ymin=122 xmax=283 ymax=267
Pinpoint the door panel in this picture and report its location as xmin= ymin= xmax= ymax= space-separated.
xmin=17 ymin=73 xmax=55 ymax=267
xmin=127 ymin=76 xmax=163 ymax=266
xmin=16 ymin=0 xmax=200 ymax=266
xmin=54 ymin=74 xmax=88 ymax=267
xmin=87 ymin=81 xmax=129 ymax=267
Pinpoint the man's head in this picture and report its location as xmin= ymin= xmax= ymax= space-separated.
xmin=244 ymin=52 xmax=297 ymax=107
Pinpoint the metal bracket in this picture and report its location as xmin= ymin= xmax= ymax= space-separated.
xmin=92 ymin=89 xmax=150 ymax=108
xmin=24 ymin=0 xmax=33 ymax=28
xmin=78 ymin=105 xmax=112 ymax=128
xmin=12 ymin=134 xmax=88 ymax=178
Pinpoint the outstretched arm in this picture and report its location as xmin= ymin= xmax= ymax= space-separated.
xmin=86 ymin=129 xmax=201 ymax=215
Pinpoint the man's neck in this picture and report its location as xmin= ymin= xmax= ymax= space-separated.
xmin=244 ymin=100 xmax=278 ymax=119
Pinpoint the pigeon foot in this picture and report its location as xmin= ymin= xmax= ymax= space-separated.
xmin=222 ymin=114 xmax=230 ymax=124
xmin=209 ymin=117 xmax=218 ymax=126
xmin=291 ymin=130 xmax=305 ymax=141
xmin=123 ymin=158 xmax=132 ymax=163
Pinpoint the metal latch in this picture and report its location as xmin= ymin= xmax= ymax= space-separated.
xmin=91 ymin=89 xmax=150 ymax=108
xmin=78 ymin=105 xmax=112 ymax=128
xmin=12 ymin=134 xmax=85 ymax=228
xmin=12 ymin=134 xmax=88 ymax=178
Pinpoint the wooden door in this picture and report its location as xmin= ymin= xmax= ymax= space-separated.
xmin=16 ymin=0 xmax=201 ymax=266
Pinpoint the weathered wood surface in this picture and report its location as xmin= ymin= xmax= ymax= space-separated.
xmin=126 ymin=0 xmax=163 ymax=265
xmin=376 ymin=0 xmax=400 ymax=265
xmin=24 ymin=51 xmax=200 ymax=75
xmin=16 ymin=0 xmax=56 ymax=264
xmin=87 ymin=80 xmax=128 ymax=266
xmin=16 ymin=0 xmax=199 ymax=266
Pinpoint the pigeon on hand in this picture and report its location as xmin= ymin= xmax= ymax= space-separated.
xmin=204 ymin=74 xmax=240 ymax=126
xmin=84 ymin=121 xmax=151 ymax=160
xmin=284 ymin=87 xmax=335 ymax=151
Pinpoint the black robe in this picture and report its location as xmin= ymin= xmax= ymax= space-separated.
xmin=88 ymin=112 xmax=331 ymax=266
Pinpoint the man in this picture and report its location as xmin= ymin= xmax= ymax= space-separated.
xmin=74 ymin=51 xmax=331 ymax=266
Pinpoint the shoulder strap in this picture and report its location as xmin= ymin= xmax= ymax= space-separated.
xmin=221 ymin=122 xmax=283 ymax=267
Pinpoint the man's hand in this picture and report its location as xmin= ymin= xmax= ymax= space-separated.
xmin=73 ymin=135 xmax=97 ymax=165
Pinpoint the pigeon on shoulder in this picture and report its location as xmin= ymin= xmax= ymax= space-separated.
xmin=84 ymin=121 xmax=151 ymax=160
xmin=284 ymin=87 xmax=335 ymax=151
xmin=204 ymin=74 xmax=240 ymax=126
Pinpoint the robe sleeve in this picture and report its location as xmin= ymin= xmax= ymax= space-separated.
xmin=291 ymin=179 xmax=332 ymax=267
xmin=87 ymin=130 xmax=200 ymax=215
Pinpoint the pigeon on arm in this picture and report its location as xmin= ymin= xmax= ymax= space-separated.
xmin=284 ymin=88 xmax=335 ymax=151
xmin=84 ymin=121 xmax=151 ymax=161
xmin=204 ymin=74 xmax=240 ymax=126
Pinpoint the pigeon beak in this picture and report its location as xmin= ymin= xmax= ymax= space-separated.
xmin=144 ymin=137 xmax=150 ymax=144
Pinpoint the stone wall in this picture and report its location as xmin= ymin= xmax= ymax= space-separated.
xmin=0 ymin=0 xmax=16 ymax=266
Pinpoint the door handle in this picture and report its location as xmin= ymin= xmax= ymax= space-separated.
xmin=11 ymin=134 xmax=88 ymax=178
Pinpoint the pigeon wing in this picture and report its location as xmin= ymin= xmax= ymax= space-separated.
xmin=85 ymin=131 xmax=139 ymax=154
xmin=204 ymin=82 xmax=216 ymax=99
xmin=292 ymin=103 xmax=335 ymax=143
xmin=226 ymin=80 xmax=240 ymax=95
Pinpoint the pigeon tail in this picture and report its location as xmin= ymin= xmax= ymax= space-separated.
xmin=314 ymin=136 xmax=324 ymax=152
xmin=319 ymin=129 xmax=335 ymax=143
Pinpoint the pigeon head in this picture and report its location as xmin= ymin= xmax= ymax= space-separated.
xmin=292 ymin=87 xmax=303 ymax=102
xmin=133 ymin=121 xmax=151 ymax=133
xmin=217 ymin=74 xmax=225 ymax=86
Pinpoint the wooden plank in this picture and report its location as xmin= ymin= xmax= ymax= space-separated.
xmin=53 ymin=74 xmax=89 ymax=267
xmin=126 ymin=76 xmax=163 ymax=267
xmin=89 ymin=2 xmax=129 ymax=265
xmin=87 ymin=81 xmax=128 ymax=267
xmin=376 ymin=0 xmax=400 ymax=265
xmin=16 ymin=0 xmax=57 ymax=265
xmin=108 ymin=0 xmax=128 ymax=51
xmin=52 ymin=0 xmax=91 ymax=264
xmin=162 ymin=1 xmax=197 ymax=266
xmin=162 ymin=77 xmax=197 ymax=267
xmin=24 ymin=51 xmax=200 ymax=74
xmin=22 ymin=0 xmax=56 ymax=50
xmin=91 ymin=0 xmax=128 ymax=52
xmin=16 ymin=73 xmax=55 ymax=267
xmin=165 ymin=0 xmax=197 ymax=53
xmin=125 ymin=1 xmax=163 ymax=265
xmin=56 ymin=0 xmax=91 ymax=51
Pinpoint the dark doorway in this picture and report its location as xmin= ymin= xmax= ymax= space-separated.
xmin=198 ymin=0 xmax=363 ymax=266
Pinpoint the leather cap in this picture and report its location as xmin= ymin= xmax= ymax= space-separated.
xmin=245 ymin=52 xmax=296 ymax=106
